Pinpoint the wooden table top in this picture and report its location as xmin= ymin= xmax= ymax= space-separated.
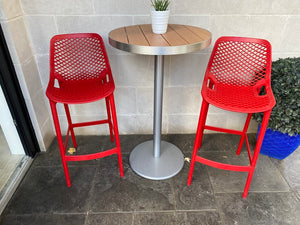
xmin=109 ymin=24 xmax=211 ymax=55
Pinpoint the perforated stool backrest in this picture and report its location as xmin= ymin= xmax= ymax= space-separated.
xmin=49 ymin=33 xmax=113 ymax=85
xmin=206 ymin=36 xmax=272 ymax=87
xmin=201 ymin=37 xmax=275 ymax=113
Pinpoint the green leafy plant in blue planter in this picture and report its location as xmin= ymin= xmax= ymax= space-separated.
xmin=253 ymin=57 xmax=300 ymax=159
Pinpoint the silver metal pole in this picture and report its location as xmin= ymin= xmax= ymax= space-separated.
xmin=153 ymin=55 xmax=164 ymax=158
xmin=129 ymin=54 xmax=184 ymax=180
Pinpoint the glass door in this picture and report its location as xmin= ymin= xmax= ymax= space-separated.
xmin=0 ymin=126 xmax=24 ymax=194
xmin=0 ymin=24 xmax=40 ymax=214
xmin=0 ymin=85 xmax=25 ymax=194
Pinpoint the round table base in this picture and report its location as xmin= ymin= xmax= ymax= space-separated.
xmin=129 ymin=140 xmax=184 ymax=180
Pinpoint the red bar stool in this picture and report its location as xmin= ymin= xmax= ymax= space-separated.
xmin=187 ymin=37 xmax=276 ymax=198
xmin=46 ymin=33 xmax=124 ymax=187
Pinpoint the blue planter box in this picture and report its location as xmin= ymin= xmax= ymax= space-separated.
xmin=257 ymin=125 xmax=300 ymax=160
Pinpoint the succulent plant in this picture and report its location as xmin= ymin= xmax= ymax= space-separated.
xmin=151 ymin=0 xmax=170 ymax=11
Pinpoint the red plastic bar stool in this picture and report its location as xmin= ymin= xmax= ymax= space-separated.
xmin=187 ymin=37 xmax=276 ymax=198
xmin=46 ymin=33 xmax=124 ymax=187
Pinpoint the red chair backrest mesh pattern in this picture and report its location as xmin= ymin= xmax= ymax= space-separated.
xmin=50 ymin=33 xmax=111 ymax=82
xmin=207 ymin=37 xmax=272 ymax=87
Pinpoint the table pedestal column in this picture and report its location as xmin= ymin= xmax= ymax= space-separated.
xmin=129 ymin=55 xmax=184 ymax=180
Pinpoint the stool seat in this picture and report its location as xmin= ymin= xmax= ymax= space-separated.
xmin=202 ymin=83 xmax=275 ymax=113
xmin=46 ymin=78 xmax=114 ymax=104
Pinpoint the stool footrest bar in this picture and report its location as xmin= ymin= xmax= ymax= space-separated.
xmin=195 ymin=156 xmax=250 ymax=172
xmin=73 ymin=119 xmax=109 ymax=128
xmin=65 ymin=148 xmax=118 ymax=161
xmin=204 ymin=125 xmax=243 ymax=136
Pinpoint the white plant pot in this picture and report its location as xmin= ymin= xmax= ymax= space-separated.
xmin=151 ymin=9 xmax=170 ymax=34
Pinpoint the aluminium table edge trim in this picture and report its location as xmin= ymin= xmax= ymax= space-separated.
xmin=109 ymin=35 xmax=212 ymax=55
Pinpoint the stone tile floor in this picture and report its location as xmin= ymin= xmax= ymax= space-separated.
xmin=0 ymin=134 xmax=299 ymax=225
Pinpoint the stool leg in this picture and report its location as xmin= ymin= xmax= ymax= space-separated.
xmin=64 ymin=104 xmax=77 ymax=148
xmin=109 ymin=94 xmax=124 ymax=177
xmin=236 ymin=113 xmax=252 ymax=155
xmin=50 ymin=101 xmax=71 ymax=187
xmin=197 ymin=100 xmax=210 ymax=149
xmin=187 ymin=100 xmax=209 ymax=185
xmin=105 ymin=97 xmax=114 ymax=143
xmin=242 ymin=110 xmax=271 ymax=198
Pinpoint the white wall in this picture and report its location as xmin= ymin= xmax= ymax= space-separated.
xmin=1 ymin=1 xmax=300 ymax=149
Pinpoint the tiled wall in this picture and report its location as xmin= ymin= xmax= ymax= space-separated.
xmin=1 ymin=1 xmax=300 ymax=149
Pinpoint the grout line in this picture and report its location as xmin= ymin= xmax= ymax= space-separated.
xmin=87 ymin=209 xmax=220 ymax=214
xmin=131 ymin=212 xmax=134 ymax=225
xmin=268 ymin=157 xmax=294 ymax=191
xmin=53 ymin=212 xmax=87 ymax=215
xmin=204 ymin=165 xmax=227 ymax=225
xmin=169 ymin=172 xmax=177 ymax=211
xmin=174 ymin=209 xmax=218 ymax=212
xmin=7 ymin=208 xmax=223 ymax=216
xmin=214 ymin=190 xmax=292 ymax=195
xmin=82 ymin=164 xmax=99 ymax=225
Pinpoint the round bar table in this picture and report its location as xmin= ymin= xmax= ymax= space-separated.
xmin=109 ymin=24 xmax=211 ymax=180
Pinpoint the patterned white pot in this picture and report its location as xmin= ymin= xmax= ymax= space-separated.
xmin=151 ymin=9 xmax=170 ymax=34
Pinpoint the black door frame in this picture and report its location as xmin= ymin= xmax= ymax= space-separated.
xmin=0 ymin=24 xmax=40 ymax=157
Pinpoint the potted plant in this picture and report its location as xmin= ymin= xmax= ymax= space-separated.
xmin=151 ymin=0 xmax=170 ymax=34
xmin=253 ymin=57 xmax=300 ymax=159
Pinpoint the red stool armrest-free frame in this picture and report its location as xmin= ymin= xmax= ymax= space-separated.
xmin=46 ymin=33 xmax=124 ymax=187
xmin=187 ymin=36 xmax=276 ymax=198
